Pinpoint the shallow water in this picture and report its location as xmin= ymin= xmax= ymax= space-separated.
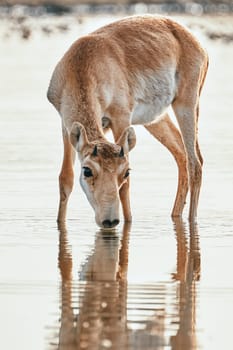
xmin=0 ymin=14 xmax=233 ymax=350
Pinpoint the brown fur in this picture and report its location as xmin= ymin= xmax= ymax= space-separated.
xmin=47 ymin=15 xmax=208 ymax=226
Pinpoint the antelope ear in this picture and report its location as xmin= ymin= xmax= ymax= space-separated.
xmin=70 ymin=122 xmax=89 ymax=152
xmin=117 ymin=127 xmax=136 ymax=156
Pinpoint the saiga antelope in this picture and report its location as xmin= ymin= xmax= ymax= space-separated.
xmin=47 ymin=15 xmax=208 ymax=228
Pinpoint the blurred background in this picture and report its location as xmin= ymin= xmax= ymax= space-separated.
xmin=0 ymin=1 xmax=233 ymax=350
xmin=1 ymin=0 xmax=233 ymax=41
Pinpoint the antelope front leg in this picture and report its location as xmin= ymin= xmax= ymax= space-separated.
xmin=145 ymin=114 xmax=189 ymax=217
xmin=119 ymin=178 xmax=132 ymax=222
xmin=58 ymin=126 xmax=76 ymax=222
xmin=111 ymin=118 xmax=133 ymax=223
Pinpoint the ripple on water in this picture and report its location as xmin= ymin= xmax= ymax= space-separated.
xmin=46 ymin=220 xmax=204 ymax=350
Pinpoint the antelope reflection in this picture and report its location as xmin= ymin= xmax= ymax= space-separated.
xmin=57 ymin=223 xmax=130 ymax=350
xmin=55 ymin=219 xmax=201 ymax=350
xmin=171 ymin=219 xmax=201 ymax=350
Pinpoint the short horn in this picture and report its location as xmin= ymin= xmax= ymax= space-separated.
xmin=92 ymin=145 xmax=98 ymax=157
xmin=119 ymin=146 xmax=124 ymax=157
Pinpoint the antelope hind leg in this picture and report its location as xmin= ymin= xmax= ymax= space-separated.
xmin=145 ymin=114 xmax=189 ymax=217
xmin=172 ymin=101 xmax=202 ymax=221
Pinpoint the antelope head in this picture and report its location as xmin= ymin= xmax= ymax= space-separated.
xmin=70 ymin=122 xmax=136 ymax=229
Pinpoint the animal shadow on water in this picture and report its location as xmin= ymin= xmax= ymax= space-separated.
xmin=55 ymin=220 xmax=201 ymax=350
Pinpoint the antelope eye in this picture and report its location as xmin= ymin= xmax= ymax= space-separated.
xmin=124 ymin=169 xmax=130 ymax=178
xmin=83 ymin=167 xmax=93 ymax=178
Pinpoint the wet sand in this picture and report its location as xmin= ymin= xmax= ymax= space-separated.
xmin=0 ymin=13 xmax=233 ymax=350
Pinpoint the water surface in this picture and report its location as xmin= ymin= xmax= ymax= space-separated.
xmin=0 ymin=14 xmax=233 ymax=350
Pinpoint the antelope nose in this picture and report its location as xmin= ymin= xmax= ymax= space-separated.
xmin=102 ymin=219 xmax=120 ymax=229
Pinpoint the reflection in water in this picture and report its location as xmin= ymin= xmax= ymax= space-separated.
xmin=53 ymin=220 xmax=201 ymax=350
xmin=171 ymin=220 xmax=201 ymax=350
xmin=57 ymin=223 xmax=75 ymax=349
xmin=56 ymin=223 xmax=131 ymax=350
